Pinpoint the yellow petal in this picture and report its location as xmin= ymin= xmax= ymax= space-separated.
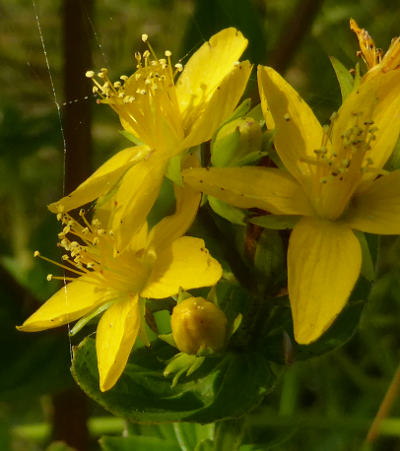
xmin=288 ymin=217 xmax=361 ymax=344
xmin=344 ymin=170 xmax=400 ymax=234
xmin=148 ymin=157 xmax=201 ymax=250
xmin=176 ymin=28 xmax=248 ymax=115
xmin=331 ymin=70 xmax=400 ymax=171
xmin=181 ymin=61 xmax=253 ymax=150
xmin=17 ymin=276 xmax=108 ymax=332
xmin=182 ymin=166 xmax=314 ymax=216
xmin=257 ymin=66 xmax=323 ymax=181
xmin=141 ymin=237 xmax=222 ymax=299
xmin=96 ymin=295 xmax=140 ymax=392
xmin=110 ymin=154 xmax=168 ymax=251
xmin=48 ymin=146 xmax=150 ymax=213
xmin=128 ymin=222 xmax=149 ymax=253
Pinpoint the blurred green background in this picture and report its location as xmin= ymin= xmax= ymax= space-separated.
xmin=1 ymin=0 xmax=400 ymax=449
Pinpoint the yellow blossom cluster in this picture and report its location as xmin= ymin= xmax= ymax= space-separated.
xmin=18 ymin=22 xmax=400 ymax=391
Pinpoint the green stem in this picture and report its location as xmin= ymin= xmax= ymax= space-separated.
xmin=214 ymin=419 xmax=245 ymax=451
xmin=173 ymin=423 xmax=192 ymax=451
xmin=197 ymin=206 xmax=254 ymax=291
xmin=366 ymin=360 xmax=400 ymax=442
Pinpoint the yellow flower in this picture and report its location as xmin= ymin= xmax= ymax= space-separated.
xmin=350 ymin=19 xmax=400 ymax=78
xmin=89 ymin=28 xmax=252 ymax=155
xmin=18 ymin=182 xmax=222 ymax=391
xmin=182 ymin=60 xmax=400 ymax=345
xmin=48 ymin=28 xmax=252 ymax=244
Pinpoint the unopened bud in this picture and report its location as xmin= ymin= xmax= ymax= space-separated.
xmin=171 ymin=297 xmax=227 ymax=354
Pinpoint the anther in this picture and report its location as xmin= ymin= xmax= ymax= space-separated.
xmin=85 ymin=70 xmax=95 ymax=78
xmin=141 ymin=33 xmax=149 ymax=42
xmin=34 ymin=251 xmax=40 ymax=257
xmin=329 ymin=112 xmax=338 ymax=122
xmin=47 ymin=274 xmax=53 ymax=281
xmin=164 ymin=50 xmax=172 ymax=57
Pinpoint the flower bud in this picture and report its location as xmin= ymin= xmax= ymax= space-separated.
xmin=171 ymin=297 xmax=227 ymax=355
xmin=211 ymin=116 xmax=263 ymax=168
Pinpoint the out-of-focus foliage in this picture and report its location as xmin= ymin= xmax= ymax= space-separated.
xmin=2 ymin=0 xmax=400 ymax=450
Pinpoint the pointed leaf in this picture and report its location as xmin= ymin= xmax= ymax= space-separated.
xmin=329 ymin=56 xmax=354 ymax=101
xmin=72 ymin=338 xmax=275 ymax=423
xmin=208 ymin=196 xmax=247 ymax=225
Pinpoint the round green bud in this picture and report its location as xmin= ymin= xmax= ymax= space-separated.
xmin=171 ymin=297 xmax=227 ymax=355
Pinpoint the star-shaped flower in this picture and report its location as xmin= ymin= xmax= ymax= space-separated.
xmin=48 ymin=28 xmax=252 ymax=246
xmin=19 ymin=181 xmax=222 ymax=391
xmin=182 ymin=43 xmax=400 ymax=344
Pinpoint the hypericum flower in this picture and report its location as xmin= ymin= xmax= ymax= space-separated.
xmin=87 ymin=28 xmax=252 ymax=155
xmin=182 ymin=59 xmax=400 ymax=344
xmin=350 ymin=19 xmax=400 ymax=78
xmin=48 ymin=28 xmax=252 ymax=243
xmin=171 ymin=297 xmax=227 ymax=354
xmin=18 ymin=183 xmax=222 ymax=391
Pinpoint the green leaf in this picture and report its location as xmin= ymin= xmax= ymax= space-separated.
xmin=119 ymin=130 xmax=144 ymax=146
xmin=146 ymin=176 xmax=175 ymax=229
xmin=46 ymin=442 xmax=76 ymax=451
xmin=259 ymin=280 xmax=368 ymax=364
xmin=354 ymin=231 xmax=375 ymax=282
xmin=208 ymin=196 xmax=247 ymax=225
xmin=223 ymin=98 xmax=252 ymax=125
xmin=294 ymin=299 xmax=365 ymax=361
xmin=234 ymin=151 xmax=267 ymax=167
xmin=211 ymin=126 xmax=241 ymax=168
xmin=166 ymin=155 xmax=183 ymax=186
xmin=214 ymin=419 xmax=244 ymax=451
xmin=100 ymin=435 xmax=180 ymax=451
xmin=212 ymin=116 xmax=263 ymax=168
xmin=173 ymin=423 xmax=197 ymax=451
xmin=254 ymin=229 xmax=286 ymax=291
xmin=249 ymin=215 xmax=300 ymax=230
xmin=72 ymin=338 xmax=274 ymax=423
xmin=195 ymin=439 xmax=214 ymax=451
xmin=69 ymin=301 xmax=114 ymax=336
xmin=159 ymin=333 xmax=177 ymax=348
xmin=247 ymin=103 xmax=264 ymax=123
xmin=329 ymin=56 xmax=354 ymax=101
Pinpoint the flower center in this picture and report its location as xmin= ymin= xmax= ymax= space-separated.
xmin=35 ymin=209 xmax=153 ymax=295
xmin=86 ymin=35 xmax=185 ymax=151
xmin=301 ymin=112 xmax=379 ymax=219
